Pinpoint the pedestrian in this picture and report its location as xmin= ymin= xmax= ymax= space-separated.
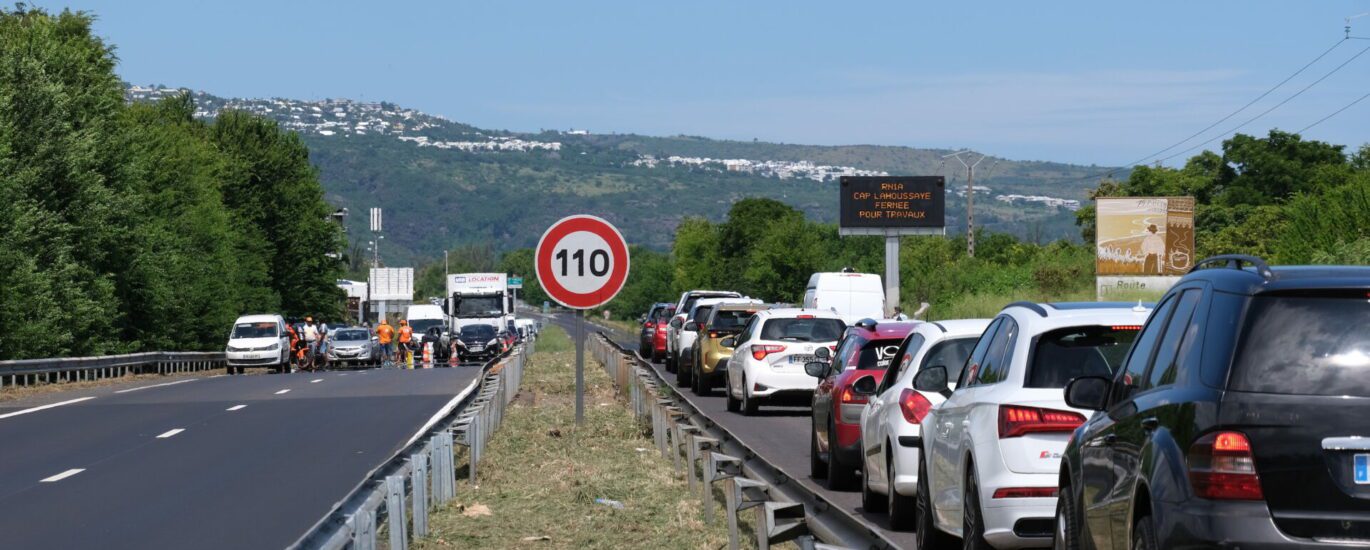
xmin=398 ymin=319 xmax=414 ymax=368
xmin=375 ymin=318 xmax=396 ymax=366
xmin=893 ymin=307 xmax=910 ymax=321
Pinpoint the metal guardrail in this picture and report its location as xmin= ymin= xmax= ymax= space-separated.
xmin=292 ymin=336 xmax=533 ymax=550
xmin=0 ymin=351 xmax=226 ymax=388
xmin=589 ymin=332 xmax=892 ymax=550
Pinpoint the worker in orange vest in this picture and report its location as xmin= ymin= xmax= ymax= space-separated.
xmin=398 ymin=320 xmax=415 ymax=369
xmin=376 ymin=319 xmax=396 ymax=366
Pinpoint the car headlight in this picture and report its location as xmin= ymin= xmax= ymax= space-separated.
xmin=226 ymin=345 xmax=241 ymax=353
xmin=487 ymin=338 xmax=499 ymax=347
xmin=264 ymin=343 xmax=280 ymax=351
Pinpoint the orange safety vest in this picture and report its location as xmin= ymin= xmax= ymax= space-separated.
xmin=377 ymin=324 xmax=395 ymax=344
xmin=398 ymin=325 xmax=413 ymax=343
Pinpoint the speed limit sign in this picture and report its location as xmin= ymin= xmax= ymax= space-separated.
xmin=535 ymin=215 xmax=631 ymax=310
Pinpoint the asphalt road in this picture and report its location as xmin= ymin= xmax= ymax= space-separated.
xmin=546 ymin=312 xmax=919 ymax=549
xmin=0 ymin=366 xmax=481 ymax=550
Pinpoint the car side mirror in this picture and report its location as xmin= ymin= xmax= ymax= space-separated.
xmin=851 ymin=375 xmax=878 ymax=396
xmin=720 ymin=337 xmax=736 ymax=348
xmin=1065 ymin=376 xmax=1111 ymax=411
xmin=683 ymin=321 xmax=699 ymax=332
xmin=913 ymin=366 xmax=949 ymax=395
xmin=814 ymin=347 xmax=831 ymax=360
xmin=804 ymin=361 xmax=828 ymax=378
xmin=669 ymin=318 xmax=683 ymax=329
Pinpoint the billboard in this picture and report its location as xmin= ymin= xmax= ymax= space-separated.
xmin=1095 ymin=197 xmax=1195 ymax=276
xmin=838 ymin=176 xmax=946 ymax=236
xmin=368 ymin=267 xmax=414 ymax=301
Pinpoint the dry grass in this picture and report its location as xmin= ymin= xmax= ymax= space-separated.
xmin=415 ymin=326 xmax=747 ymax=549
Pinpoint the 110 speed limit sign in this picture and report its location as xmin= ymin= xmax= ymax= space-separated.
xmin=535 ymin=215 xmax=631 ymax=309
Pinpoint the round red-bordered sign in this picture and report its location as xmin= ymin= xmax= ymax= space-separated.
xmin=535 ymin=215 xmax=631 ymax=309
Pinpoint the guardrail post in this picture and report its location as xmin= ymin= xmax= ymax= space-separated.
xmin=353 ymin=507 xmax=376 ymax=550
xmin=706 ymin=452 xmax=742 ymax=525
xmin=724 ymin=477 xmax=772 ymax=550
xmin=757 ymin=501 xmax=809 ymax=550
xmin=385 ymin=474 xmax=408 ymax=550
xmin=412 ymin=453 xmax=429 ymax=537
xmin=677 ymin=424 xmax=701 ymax=483
xmin=691 ymin=435 xmax=720 ymax=507
xmin=468 ymin=416 xmax=481 ymax=483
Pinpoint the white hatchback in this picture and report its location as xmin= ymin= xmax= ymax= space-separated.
xmin=856 ymin=318 xmax=990 ymax=530
xmin=915 ymin=302 xmax=1149 ymax=550
xmin=723 ymin=308 xmax=846 ymax=416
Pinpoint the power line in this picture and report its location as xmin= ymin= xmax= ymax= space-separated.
xmin=1156 ymin=42 xmax=1370 ymax=164
xmin=1297 ymin=89 xmax=1370 ymax=133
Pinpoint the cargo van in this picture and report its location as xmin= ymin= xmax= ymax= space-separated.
xmin=225 ymin=314 xmax=290 ymax=374
xmin=803 ymin=272 xmax=885 ymax=320
xmin=406 ymin=304 xmax=447 ymax=339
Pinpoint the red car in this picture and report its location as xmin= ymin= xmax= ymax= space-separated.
xmin=806 ymin=319 xmax=917 ymax=490
xmin=643 ymin=303 xmax=675 ymax=362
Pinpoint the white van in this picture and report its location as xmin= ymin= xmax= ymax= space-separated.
xmin=406 ymin=304 xmax=447 ymax=338
xmin=225 ymin=314 xmax=290 ymax=374
xmin=802 ymin=272 xmax=885 ymax=321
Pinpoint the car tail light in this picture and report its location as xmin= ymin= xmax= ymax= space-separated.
xmin=1188 ymin=431 xmax=1263 ymax=500
xmin=899 ymin=389 xmax=933 ymax=424
xmin=840 ymin=385 xmax=867 ymax=405
xmin=998 ymin=405 xmax=1085 ymax=438
xmin=708 ymin=330 xmax=719 ymax=338
xmin=797 ymin=314 xmax=815 ymax=319
xmin=992 ymin=487 xmax=1058 ymax=499
xmin=751 ymin=344 xmax=786 ymax=360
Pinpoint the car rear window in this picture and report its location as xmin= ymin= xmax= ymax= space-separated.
xmin=652 ymin=306 xmax=675 ymax=320
xmin=760 ymin=318 xmax=845 ymax=342
xmin=709 ymin=309 xmax=756 ymax=331
xmin=1230 ymin=292 xmax=1370 ymax=397
xmin=844 ymin=338 xmax=903 ymax=370
xmin=922 ymin=337 xmax=979 ymax=383
xmin=691 ymin=306 xmax=714 ymax=322
xmin=1027 ymin=325 xmax=1140 ymax=388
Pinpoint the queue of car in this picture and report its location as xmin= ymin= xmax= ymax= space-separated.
xmin=636 ymin=256 xmax=1369 ymax=550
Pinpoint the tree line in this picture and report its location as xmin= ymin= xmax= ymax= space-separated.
xmin=0 ymin=8 xmax=344 ymax=360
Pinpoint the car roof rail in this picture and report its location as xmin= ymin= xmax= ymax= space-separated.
xmin=1003 ymin=301 xmax=1049 ymax=317
xmin=930 ymin=321 xmax=948 ymax=333
xmin=1191 ymin=254 xmax=1273 ymax=279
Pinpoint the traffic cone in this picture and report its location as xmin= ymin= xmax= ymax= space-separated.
xmin=449 ymin=345 xmax=459 ymax=366
xmin=423 ymin=342 xmax=432 ymax=367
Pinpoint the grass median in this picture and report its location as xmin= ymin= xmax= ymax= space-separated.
xmin=416 ymin=325 xmax=739 ymax=549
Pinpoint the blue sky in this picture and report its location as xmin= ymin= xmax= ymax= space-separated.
xmin=50 ymin=0 xmax=1370 ymax=165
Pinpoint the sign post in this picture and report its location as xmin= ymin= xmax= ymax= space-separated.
xmin=838 ymin=176 xmax=946 ymax=317
xmin=535 ymin=215 xmax=631 ymax=425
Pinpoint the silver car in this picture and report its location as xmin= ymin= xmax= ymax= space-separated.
xmin=326 ymin=327 xmax=378 ymax=367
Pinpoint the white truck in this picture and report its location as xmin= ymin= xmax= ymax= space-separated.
xmin=802 ymin=271 xmax=886 ymax=322
xmin=446 ymin=273 xmax=512 ymax=334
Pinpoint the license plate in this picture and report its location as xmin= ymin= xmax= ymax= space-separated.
xmin=244 ymin=353 xmax=263 ymax=360
xmin=788 ymin=354 xmax=817 ymax=364
xmin=1356 ymin=454 xmax=1369 ymax=485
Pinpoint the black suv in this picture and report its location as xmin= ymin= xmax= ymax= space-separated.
xmin=1056 ymin=255 xmax=1370 ymax=549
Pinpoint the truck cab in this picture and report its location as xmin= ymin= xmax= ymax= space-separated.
xmin=446 ymin=273 xmax=513 ymax=335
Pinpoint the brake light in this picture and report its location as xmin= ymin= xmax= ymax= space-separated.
xmin=899 ymin=389 xmax=933 ymax=424
xmin=751 ymin=344 xmax=786 ymax=360
xmin=840 ymin=386 xmax=866 ymax=405
xmin=992 ymin=487 xmax=1058 ymax=499
xmin=998 ymin=405 xmax=1085 ymax=438
xmin=797 ymin=314 xmax=815 ymax=319
xmin=1111 ymin=325 xmax=1143 ymax=331
xmin=1188 ymin=431 xmax=1263 ymax=500
xmin=708 ymin=330 xmax=719 ymax=338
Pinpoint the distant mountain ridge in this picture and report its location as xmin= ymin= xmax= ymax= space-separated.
xmin=127 ymin=85 xmax=1121 ymax=264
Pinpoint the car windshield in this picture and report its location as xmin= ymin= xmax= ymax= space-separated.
xmin=231 ymin=322 xmax=278 ymax=339
xmin=409 ymin=319 xmax=444 ymax=334
xmin=760 ymin=318 xmax=845 ymax=342
xmin=709 ymin=309 xmax=756 ymax=331
xmin=456 ymin=295 xmax=503 ymax=317
xmin=922 ymin=337 xmax=979 ymax=383
xmin=460 ymin=325 xmax=497 ymax=339
xmin=846 ymin=338 xmax=903 ymax=370
xmin=1231 ymin=292 xmax=1370 ymax=397
xmin=333 ymin=329 xmax=369 ymax=341
xmin=1027 ymin=325 xmax=1140 ymax=388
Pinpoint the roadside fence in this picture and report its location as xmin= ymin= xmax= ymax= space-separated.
xmin=0 ymin=351 xmax=226 ymax=389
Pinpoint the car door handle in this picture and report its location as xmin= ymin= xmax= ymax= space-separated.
xmin=1103 ymin=434 xmax=1117 ymax=446
xmin=1141 ymin=418 xmax=1159 ymax=432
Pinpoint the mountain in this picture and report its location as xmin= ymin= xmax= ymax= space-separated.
xmin=127 ymin=85 xmax=1122 ymax=265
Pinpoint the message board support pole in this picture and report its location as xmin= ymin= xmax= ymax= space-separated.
xmin=575 ymin=308 xmax=585 ymax=425
xmin=885 ymin=235 xmax=900 ymax=318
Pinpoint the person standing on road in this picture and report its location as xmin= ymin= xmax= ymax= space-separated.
xmin=398 ymin=320 xmax=414 ymax=369
xmin=376 ymin=319 xmax=396 ymax=366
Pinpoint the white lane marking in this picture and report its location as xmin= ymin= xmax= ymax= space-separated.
xmin=310 ymin=379 xmax=322 ymax=384
xmin=275 ymin=389 xmax=291 ymax=395
xmin=156 ymin=428 xmax=185 ymax=439
xmin=226 ymin=405 xmax=246 ymax=411
xmin=41 ymin=469 xmax=85 ymax=482
xmin=114 ymin=379 xmax=197 ymax=394
xmin=0 ymin=397 xmax=96 ymax=420
xmin=339 ymin=373 xmax=348 ymax=376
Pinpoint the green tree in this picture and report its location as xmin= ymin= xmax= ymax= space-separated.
xmin=671 ymin=217 xmax=722 ymax=293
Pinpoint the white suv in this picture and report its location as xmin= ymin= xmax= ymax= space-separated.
xmin=856 ymin=318 xmax=990 ymax=530
xmin=915 ymin=302 xmax=1149 ymax=549
xmin=666 ymin=290 xmax=741 ymax=373
xmin=723 ymin=308 xmax=845 ymax=416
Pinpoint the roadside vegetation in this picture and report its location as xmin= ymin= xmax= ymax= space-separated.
xmin=417 ymin=326 xmax=737 ymax=549
xmin=0 ymin=7 xmax=344 ymax=360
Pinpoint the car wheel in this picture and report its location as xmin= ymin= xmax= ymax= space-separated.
xmin=963 ymin=470 xmax=992 ymax=550
xmin=665 ymin=352 xmax=676 ymax=373
xmin=828 ymin=419 xmax=858 ymax=490
xmin=917 ymin=458 xmax=955 ymax=549
xmin=726 ymin=383 xmax=741 ymax=412
xmin=888 ymin=450 xmax=916 ymax=530
xmin=675 ymin=355 xmax=690 ymax=387
xmin=861 ymin=456 xmax=887 ymax=512
xmin=690 ymin=363 xmax=703 ymax=395
xmin=741 ymin=378 xmax=759 ymax=416
xmin=810 ymin=426 xmax=827 ymax=479
xmin=1132 ymin=514 xmax=1157 ymax=550
xmin=226 ymin=364 xmax=235 ymax=375
xmin=1055 ymin=481 xmax=1083 ymax=550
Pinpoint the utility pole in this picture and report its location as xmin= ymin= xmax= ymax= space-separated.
xmin=943 ymin=150 xmax=988 ymax=258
